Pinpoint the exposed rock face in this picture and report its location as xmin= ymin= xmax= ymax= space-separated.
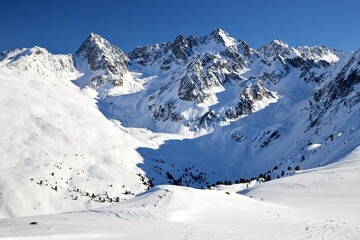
xmin=257 ymin=40 xmax=344 ymax=84
xmin=148 ymin=99 xmax=183 ymax=122
xmin=125 ymin=29 xmax=350 ymax=131
xmin=74 ymin=33 xmax=129 ymax=88
xmin=256 ymin=130 xmax=281 ymax=148
xmin=225 ymin=80 xmax=277 ymax=120
xmin=177 ymin=54 xmax=242 ymax=103
xmin=258 ymin=39 xmax=293 ymax=61
xmin=0 ymin=52 xmax=5 ymax=62
xmin=128 ymin=45 xmax=161 ymax=67
xmin=196 ymin=79 xmax=277 ymax=130
xmin=309 ymin=50 xmax=360 ymax=128
xmin=129 ymin=29 xmax=256 ymax=125
xmin=238 ymin=40 xmax=259 ymax=62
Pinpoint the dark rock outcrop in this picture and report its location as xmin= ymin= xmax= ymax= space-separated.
xmin=74 ymin=33 xmax=129 ymax=88
xmin=309 ymin=50 xmax=360 ymax=128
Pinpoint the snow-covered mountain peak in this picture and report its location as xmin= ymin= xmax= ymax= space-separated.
xmin=209 ymin=28 xmax=238 ymax=47
xmin=75 ymin=32 xmax=129 ymax=67
xmin=89 ymin=32 xmax=101 ymax=39
xmin=12 ymin=46 xmax=50 ymax=58
xmin=261 ymin=39 xmax=290 ymax=52
xmin=258 ymin=38 xmax=347 ymax=65
xmin=77 ymin=33 xmax=115 ymax=54
xmin=129 ymin=29 xmax=246 ymax=73
xmin=73 ymin=33 xmax=133 ymax=93
xmin=271 ymin=39 xmax=289 ymax=48
xmin=0 ymin=46 xmax=77 ymax=83
xmin=258 ymin=39 xmax=295 ymax=61
xmin=0 ymin=46 xmax=50 ymax=64
xmin=296 ymin=45 xmax=341 ymax=63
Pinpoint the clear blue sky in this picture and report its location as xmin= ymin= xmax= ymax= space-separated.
xmin=0 ymin=0 xmax=359 ymax=54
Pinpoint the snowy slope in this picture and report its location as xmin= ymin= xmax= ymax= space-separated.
xmin=0 ymin=47 xmax=178 ymax=218
xmin=241 ymin=146 xmax=360 ymax=224
xmin=0 ymin=147 xmax=359 ymax=239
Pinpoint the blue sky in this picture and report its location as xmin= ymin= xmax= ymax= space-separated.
xmin=0 ymin=0 xmax=359 ymax=54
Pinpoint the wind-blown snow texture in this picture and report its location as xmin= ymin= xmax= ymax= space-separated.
xmin=0 ymin=28 xmax=359 ymax=231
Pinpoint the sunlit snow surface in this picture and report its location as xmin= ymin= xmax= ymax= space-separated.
xmin=0 ymin=147 xmax=359 ymax=239
xmin=0 ymin=49 xmax=183 ymax=218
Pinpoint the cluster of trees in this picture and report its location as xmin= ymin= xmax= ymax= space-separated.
xmin=205 ymin=164 xmax=301 ymax=188
xmin=137 ymin=173 xmax=154 ymax=189
xmin=165 ymin=170 xmax=208 ymax=187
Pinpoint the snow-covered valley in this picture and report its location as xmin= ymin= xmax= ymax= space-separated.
xmin=1 ymin=148 xmax=359 ymax=239
xmin=0 ymin=29 xmax=359 ymax=239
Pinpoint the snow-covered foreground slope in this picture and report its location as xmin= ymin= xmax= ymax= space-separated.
xmin=241 ymin=146 xmax=360 ymax=224
xmin=0 ymin=147 xmax=359 ymax=240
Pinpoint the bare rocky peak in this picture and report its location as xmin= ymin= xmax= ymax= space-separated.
xmin=74 ymin=32 xmax=130 ymax=88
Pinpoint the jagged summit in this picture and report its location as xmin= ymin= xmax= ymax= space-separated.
xmin=257 ymin=38 xmax=346 ymax=68
xmin=89 ymin=32 xmax=101 ymax=39
xmin=75 ymin=32 xmax=128 ymax=62
xmin=258 ymin=39 xmax=294 ymax=61
xmin=270 ymin=39 xmax=289 ymax=48
xmin=74 ymin=32 xmax=130 ymax=90
xmin=129 ymin=28 xmax=247 ymax=70
xmin=75 ymin=32 xmax=112 ymax=54
xmin=258 ymin=39 xmax=289 ymax=51
xmin=209 ymin=28 xmax=238 ymax=47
